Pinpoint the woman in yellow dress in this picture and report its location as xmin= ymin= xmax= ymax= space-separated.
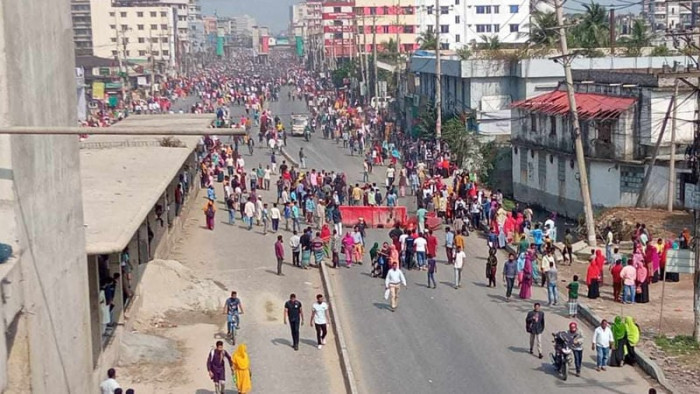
xmin=232 ymin=344 xmax=252 ymax=394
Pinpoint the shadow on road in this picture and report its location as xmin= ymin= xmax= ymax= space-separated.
xmin=507 ymin=345 xmax=532 ymax=354
xmin=372 ymin=302 xmax=392 ymax=311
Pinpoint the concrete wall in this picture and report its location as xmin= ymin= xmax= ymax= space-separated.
xmin=0 ymin=0 xmax=94 ymax=392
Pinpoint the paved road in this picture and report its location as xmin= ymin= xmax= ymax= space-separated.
xmin=139 ymin=98 xmax=346 ymax=394
xmin=268 ymin=92 xmax=659 ymax=394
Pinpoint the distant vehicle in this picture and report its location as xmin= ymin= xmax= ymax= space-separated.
xmin=291 ymin=115 xmax=308 ymax=136
xmin=371 ymin=96 xmax=394 ymax=109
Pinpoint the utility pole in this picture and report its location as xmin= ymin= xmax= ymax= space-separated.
xmin=150 ymin=28 xmax=156 ymax=97
xmin=668 ymin=78 xmax=680 ymax=212
xmin=362 ymin=13 xmax=369 ymax=96
xmin=609 ymin=8 xmax=615 ymax=55
xmin=435 ymin=0 xmax=442 ymax=139
xmin=695 ymin=72 xmax=700 ymax=342
xmin=372 ymin=14 xmax=378 ymax=99
xmin=554 ymin=0 xmax=597 ymax=246
xmin=395 ymin=0 xmax=401 ymax=101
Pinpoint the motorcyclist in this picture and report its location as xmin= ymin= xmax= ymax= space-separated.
xmin=561 ymin=322 xmax=584 ymax=377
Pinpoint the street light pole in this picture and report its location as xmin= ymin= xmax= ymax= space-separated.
xmin=435 ymin=0 xmax=442 ymax=139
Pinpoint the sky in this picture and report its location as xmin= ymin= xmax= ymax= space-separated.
xmin=202 ymin=0 xmax=298 ymax=32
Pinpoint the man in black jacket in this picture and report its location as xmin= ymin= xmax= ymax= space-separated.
xmin=526 ymin=303 xmax=545 ymax=358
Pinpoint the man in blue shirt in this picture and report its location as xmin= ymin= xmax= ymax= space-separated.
xmin=532 ymin=223 xmax=544 ymax=253
xmin=445 ymin=227 xmax=455 ymax=265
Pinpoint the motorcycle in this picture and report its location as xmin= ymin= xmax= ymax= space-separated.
xmin=551 ymin=331 xmax=573 ymax=380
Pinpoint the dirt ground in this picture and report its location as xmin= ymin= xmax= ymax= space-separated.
xmin=552 ymin=251 xmax=696 ymax=393
xmin=594 ymin=207 xmax=692 ymax=242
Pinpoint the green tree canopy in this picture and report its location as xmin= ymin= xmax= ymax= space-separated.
xmin=417 ymin=30 xmax=437 ymax=50
xmin=527 ymin=11 xmax=558 ymax=48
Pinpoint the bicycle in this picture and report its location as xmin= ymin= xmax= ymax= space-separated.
xmin=227 ymin=312 xmax=240 ymax=345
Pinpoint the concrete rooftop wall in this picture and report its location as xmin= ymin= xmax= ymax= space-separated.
xmin=0 ymin=0 xmax=94 ymax=392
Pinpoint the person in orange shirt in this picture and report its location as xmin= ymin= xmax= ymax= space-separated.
xmin=455 ymin=230 xmax=466 ymax=251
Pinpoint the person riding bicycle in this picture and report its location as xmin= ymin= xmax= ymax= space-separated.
xmin=223 ymin=291 xmax=244 ymax=334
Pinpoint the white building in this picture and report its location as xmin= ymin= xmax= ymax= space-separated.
xmin=415 ymin=0 xmax=530 ymax=49
xmin=648 ymin=0 xmax=698 ymax=32
xmin=188 ymin=0 xmax=205 ymax=54
xmin=229 ymin=14 xmax=257 ymax=38
xmin=510 ymin=68 xmax=697 ymax=216
xmin=90 ymin=0 xmax=179 ymax=72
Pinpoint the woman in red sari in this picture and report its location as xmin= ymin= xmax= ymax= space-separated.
xmin=594 ymin=249 xmax=605 ymax=285
xmin=586 ymin=256 xmax=601 ymax=299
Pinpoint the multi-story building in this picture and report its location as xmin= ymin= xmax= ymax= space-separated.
xmin=510 ymin=66 xmax=698 ymax=216
xmin=90 ymin=0 xmax=177 ymax=70
xmin=229 ymin=15 xmax=257 ymax=38
xmin=322 ymin=1 xmax=356 ymax=59
xmin=291 ymin=2 xmax=309 ymax=39
xmin=648 ymin=0 xmax=698 ymax=32
xmin=415 ymin=0 xmax=529 ymax=49
xmin=72 ymin=0 xmax=94 ymax=56
xmin=188 ymin=0 xmax=205 ymax=54
xmin=355 ymin=0 xmax=419 ymax=54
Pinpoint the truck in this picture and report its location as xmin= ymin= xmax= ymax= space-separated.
xmin=290 ymin=114 xmax=308 ymax=136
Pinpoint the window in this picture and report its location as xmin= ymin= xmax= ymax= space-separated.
xmin=404 ymin=25 xmax=415 ymax=33
xmin=137 ymin=24 xmax=144 ymax=30
xmin=550 ymin=116 xmax=556 ymax=136
xmin=125 ymin=50 xmax=130 ymax=56
xmin=476 ymin=6 xmax=491 ymax=14
xmin=138 ymin=37 xmax=145 ymax=43
xmin=121 ymin=24 xmax=127 ymax=31
xmin=383 ymin=6 xmax=389 ymax=14
xmin=110 ymin=24 xmax=116 ymax=30
xmin=455 ymin=34 xmax=461 ymax=42
xmin=151 ymin=37 xmax=159 ymax=43
xmin=120 ymin=12 xmax=127 ymax=17
xmin=150 ymin=11 xmax=157 ymax=17
xmin=427 ymin=6 xmax=433 ymax=14
xmin=383 ymin=26 xmax=390 ymax=33
xmin=494 ymin=6 xmax=500 ymax=13
xmin=334 ymin=32 xmax=343 ymax=39
xmin=509 ymin=24 xmax=519 ymax=32
xmin=161 ymin=11 xmax=167 ymax=17
xmin=163 ymin=50 xmax=169 ymax=56
xmin=110 ymin=37 xmax=117 ymax=43
xmin=334 ymin=7 xmax=341 ymax=12
xmin=334 ymin=20 xmax=343 ymax=26
xmin=440 ymin=24 xmax=449 ymax=33
xmin=122 ymin=37 xmax=129 ymax=44
xmin=109 ymin=12 xmax=115 ymax=17
xmin=161 ymin=24 xmax=168 ymax=30
xmin=162 ymin=37 xmax=169 ymax=43
xmin=403 ymin=6 xmax=414 ymax=14
xmin=597 ymin=121 xmax=612 ymax=143
xmin=530 ymin=113 xmax=537 ymax=132
xmin=494 ymin=24 xmax=500 ymax=32
xmin=137 ymin=11 xmax=143 ymax=17
xmin=510 ymin=5 xmax=519 ymax=13
xmin=139 ymin=50 xmax=147 ymax=56
xmin=455 ymin=15 xmax=460 ymax=24
xmin=427 ymin=24 xmax=433 ymax=32
xmin=111 ymin=50 xmax=117 ymax=56
xmin=476 ymin=24 xmax=492 ymax=33
xmin=456 ymin=0 xmax=460 ymax=4
xmin=440 ymin=6 xmax=449 ymax=14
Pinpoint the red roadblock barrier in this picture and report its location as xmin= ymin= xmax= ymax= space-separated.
xmin=339 ymin=206 xmax=407 ymax=228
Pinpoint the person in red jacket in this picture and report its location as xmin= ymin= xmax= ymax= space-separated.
xmin=426 ymin=229 xmax=438 ymax=259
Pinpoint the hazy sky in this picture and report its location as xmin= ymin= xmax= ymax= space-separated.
xmin=202 ymin=0 xmax=298 ymax=31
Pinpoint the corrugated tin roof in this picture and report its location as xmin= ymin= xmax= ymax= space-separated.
xmin=511 ymin=90 xmax=636 ymax=120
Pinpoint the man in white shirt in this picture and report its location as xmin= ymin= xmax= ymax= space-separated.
xmin=289 ymin=231 xmax=301 ymax=267
xmin=270 ymin=203 xmax=281 ymax=232
xmin=99 ymin=368 xmax=120 ymax=394
xmin=414 ymin=234 xmax=428 ymax=270
xmin=454 ymin=245 xmax=466 ymax=288
xmin=592 ymin=319 xmax=614 ymax=371
xmin=310 ymin=294 xmax=329 ymax=349
xmin=385 ymin=262 xmax=407 ymax=311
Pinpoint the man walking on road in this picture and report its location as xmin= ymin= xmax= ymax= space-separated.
xmin=289 ymin=231 xmax=301 ymax=267
xmin=445 ymin=227 xmax=455 ymax=265
xmin=275 ymin=235 xmax=285 ymax=275
xmin=592 ymin=319 xmax=614 ymax=371
xmin=503 ymin=253 xmax=517 ymax=301
xmin=385 ymin=262 xmax=407 ymax=312
xmin=299 ymin=147 xmax=306 ymax=169
xmin=284 ymin=293 xmax=304 ymax=350
xmin=526 ymin=303 xmax=545 ymax=359
xmin=206 ymin=341 xmax=233 ymax=394
xmin=310 ymin=294 xmax=329 ymax=349
xmin=454 ymin=245 xmax=466 ymax=289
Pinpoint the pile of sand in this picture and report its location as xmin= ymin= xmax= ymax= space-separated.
xmin=119 ymin=331 xmax=180 ymax=366
xmin=138 ymin=259 xmax=222 ymax=320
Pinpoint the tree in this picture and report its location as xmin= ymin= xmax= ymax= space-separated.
xmin=478 ymin=35 xmax=502 ymax=50
xmin=441 ymin=115 xmax=484 ymax=169
xmin=526 ymin=11 xmax=558 ymax=48
xmin=456 ymin=46 xmax=472 ymax=60
xmin=651 ymin=45 xmax=671 ymax=56
xmin=619 ymin=19 xmax=652 ymax=57
xmin=570 ymin=2 xmax=609 ymax=49
xmin=417 ymin=30 xmax=437 ymax=50
xmin=378 ymin=39 xmax=399 ymax=62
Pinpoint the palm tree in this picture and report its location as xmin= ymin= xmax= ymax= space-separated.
xmin=619 ymin=19 xmax=652 ymax=56
xmin=417 ymin=30 xmax=437 ymax=50
xmin=478 ymin=35 xmax=502 ymax=50
xmin=572 ymin=2 xmax=609 ymax=49
xmin=378 ymin=38 xmax=399 ymax=62
xmin=526 ymin=11 xmax=558 ymax=48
